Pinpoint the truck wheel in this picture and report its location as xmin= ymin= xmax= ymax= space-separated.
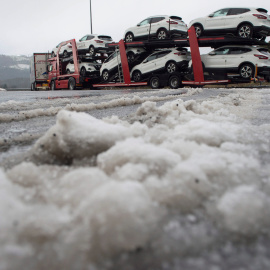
xmin=149 ymin=76 xmax=160 ymax=89
xmin=50 ymin=81 xmax=55 ymax=90
xmin=89 ymin=46 xmax=95 ymax=56
xmin=169 ymin=75 xmax=181 ymax=89
xmin=68 ymin=77 xmax=76 ymax=90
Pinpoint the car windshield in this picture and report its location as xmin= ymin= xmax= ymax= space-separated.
xmin=98 ymin=36 xmax=112 ymax=41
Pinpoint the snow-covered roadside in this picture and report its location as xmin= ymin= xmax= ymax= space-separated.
xmin=0 ymin=88 xmax=6 ymax=92
xmin=0 ymin=89 xmax=270 ymax=270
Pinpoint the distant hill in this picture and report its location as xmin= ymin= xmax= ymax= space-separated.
xmin=0 ymin=55 xmax=31 ymax=89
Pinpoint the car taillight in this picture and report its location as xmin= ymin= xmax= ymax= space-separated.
xmin=167 ymin=20 xmax=178 ymax=24
xmin=254 ymin=54 xmax=268 ymax=59
xmin=253 ymin=14 xmax=267 ymax=19
xmin=95 ymin=40 xmax=104 ymax=43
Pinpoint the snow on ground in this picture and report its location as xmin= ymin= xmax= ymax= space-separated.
xmin=0 ymin=88 xmax=270 ymax=270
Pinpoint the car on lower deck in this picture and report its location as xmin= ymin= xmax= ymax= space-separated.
xmin=189 ymin=45 xmax=270 ymax=80
xmin=124 ymin=15 xmax=188 ymax=42
xmin=66 ymin=60 xmax=101 ymax=77
xmin=76 ymin=34 xmax=113 ymax=56
xmin=100 ymin=47 xmax=148 ymax=82
xmin=189 ymin=7 xmax=270 ymax=40
xmin=131 ymin=48 xmax=190 ymax=82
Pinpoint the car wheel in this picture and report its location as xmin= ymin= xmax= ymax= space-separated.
xmin=238 ymin=24 xmax=253 ymax=38
xmin=166 ymin=61 xmax=177 ymax=73
xmin=68 ymin=77 xmax=76 ymax=90
xmin=50 ymin=81 xmax=55 ymax=90
xmin=89 ymin=46 xmax=95 ymax=56
xmin=102 ymin=70 xmax=110 ymax=82
xmin=239 ymin=63 xmax=254 ymax=79
xmin=157 ymin=29 xmax=168 ymax=40
xmin=169 ymin=75 xmax=181 ymax=89
xmin=63 ymin=50 xmax=68 ymax=58
xmin=193 ymin=24 xmax=203 ymax=37
xmin=132 ymin=70 xmax=142 ymax=82
xmin=125 ymin=32 xmax=134 ymax=42
xmin=127 ymin=52 xmax=135 ymax=63
xmin=149 ymin=76 xmax=160 ymax=89
xmin=80 ymin=67 xmax=86 ymax=77
xmin=66 ymin=69 xmax=71 ymax=74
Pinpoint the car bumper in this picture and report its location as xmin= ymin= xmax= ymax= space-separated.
xmin=254 ymin=25 xmax=270 ymax=36
xmin=257 ymin=67 xmax=270 ymax=76
xmin=170 ymin=29 xmax=188 ymax=38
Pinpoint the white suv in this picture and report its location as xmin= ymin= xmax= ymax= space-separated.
xmin=131 ymin=48 xmax=190 ymax=82
xmin=77 ymin=34 xmax=113 ymax=56
xmin=100 ymin=48 xmax=147 ymax=82
xmin=189 ymin=45 xmax=270 ymax=79
xmin=124 ymin=15 xmax=188 ymax=42
xmin=189 ymin=7 xmax=270 ymax=40
xmin=66 ymin=60 xmax=101 ymax=77
xmin=51 ymin=42 xmax=72 ymax=58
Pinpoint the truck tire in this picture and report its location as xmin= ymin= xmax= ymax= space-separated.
xmin=50 ymin=81 xmax=56 ymax=91
xmin=169 ymin=75 xmax=181 ymax=89
xmin=68 ymin=77 xmax=76 ymax=90
xmin=149 ymin=76 xmax=160 ymax=89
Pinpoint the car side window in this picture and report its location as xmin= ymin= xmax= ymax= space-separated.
xmin=213 ymin=48 xmax=230 ymax=55
xmin=212 ymin=9 xmax=230 ymax=17
xmin=156 ymin=51 xmax=171 ymax=58
xmin=87 ymin=36 xmax=94 ymax=40
xmin=80 ymin=36 xmax=88 ymax=41
xmin=228 ymin=8 xmax=250 ymax=15
xmin=139 ymin=19 xmax=150 ymax=26
xmin=146 ymin=54 xmax=158 ymax=62
xmin=229 ymin=48 xmax=252 ymax=54
xmin=151 ymin=17 xmax=165 ymax=23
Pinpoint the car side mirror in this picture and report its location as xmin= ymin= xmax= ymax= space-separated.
xmin=209 ymin=52 xmax=216 ymax=56
xmin=208 ymin=13 xmax=214 ymax=18
xmin=143 ymin=60 xmax=148 ymax=63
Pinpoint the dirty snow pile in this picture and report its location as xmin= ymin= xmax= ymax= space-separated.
xmin=1 ymin=94 xmax=270 ymax=270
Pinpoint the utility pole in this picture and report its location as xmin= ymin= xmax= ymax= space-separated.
xmin=90 ymin=0 xmax=93 ymax=34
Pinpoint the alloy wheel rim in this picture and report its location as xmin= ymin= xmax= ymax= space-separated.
xmin=158 ymin=31 xmax=166 ymax=39
xmin=171 ymin=78 xmax=178 ymax=88
xmin=167 ymin=63 xmax=176 ymax=73
xmin=241 ymin=66 xmax=252 ymax=78
xmin=195 ymin=27 xmax=201 ymax=37
xmin=239 ymin=26 xmax=251 ymax=38
xmin=126 ymin=35 xmax=133 ymax=42
xmin=152 ymin=79 xmax=159 ymax=88
xmin=103 ymin=72 xmax=109 ymax=81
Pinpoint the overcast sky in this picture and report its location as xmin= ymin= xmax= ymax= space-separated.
xmin=0 ymin=0 xmax=269 ymax=55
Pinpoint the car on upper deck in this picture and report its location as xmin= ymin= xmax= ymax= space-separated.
xmin=188 ymin=7 xmax=270 ymax=40
xmin=124 ymin=15 xmax=188 ymax=42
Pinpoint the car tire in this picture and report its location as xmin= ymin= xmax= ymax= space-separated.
xmin=80 ymin=67 xmax=86 ymax=77
xmin=89 ymin=46 xmax=95 ymax=56
xmin=125 ymin=32 xmax=134 ymax=42
xmin=238 ymin=24 xmax=253 ymax=38
xmin=149 ymin=76 xmax=160 ymax=89
xmin=169 ymin=75 xmax=181 ymax=89
xmin=66 ymin=69 xmax=71 ymax=74
xmin=166 ymin=61 xmax=178 ymax=73
xmin=157 ymin=28 xmax=168 ymax=40
xmin=239 ymin=63 xmax=254 ymax=79
xmin=102 ymin=70 xmax=110 ymax=82
xmin=127 ymin=52 xmax=135 ymax=63
xmin=68 ymin=77 xmax=76 ymax=90
xmin=132 ymin=70 xmax=142 ymax=82
xmin=50 ymin=81 xmax=55 ymax=91
xmin=193 ymin=24 xmax=203 ymax=37
xmin=63 ymin=50 xmax=68 ymax=58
